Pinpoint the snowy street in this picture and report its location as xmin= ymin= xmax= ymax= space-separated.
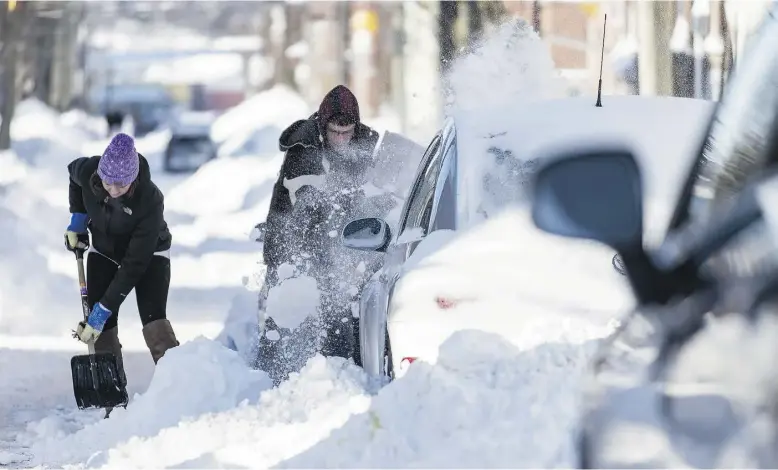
xmin=0 ymin=73 xmax=627 ymax=470
xmin=0 ymin=4 xmax=732 ymax=468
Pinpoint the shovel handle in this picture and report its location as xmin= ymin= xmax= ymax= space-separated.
xmin=74 ymin=248 xmax=95 ymax=354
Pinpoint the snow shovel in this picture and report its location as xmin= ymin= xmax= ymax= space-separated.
xmin=68 ymin=241 xmax=128 ymax=410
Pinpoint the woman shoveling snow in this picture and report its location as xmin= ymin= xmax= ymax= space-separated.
xmin=65 ymin=133 xmax=180 ymax=417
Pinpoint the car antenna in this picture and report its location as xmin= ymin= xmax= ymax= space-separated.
xmin=595 ymin=13 xmax=607 ymax=107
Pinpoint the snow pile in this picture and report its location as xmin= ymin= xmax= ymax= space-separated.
xmin=165 ymin=154 xmax=282 ymax=218
xmin=0 ymin=100 xmax=97 ymax=336
xmin=210 ymin=85 xmax=311 ymax=157
xmin=24 ymin=338 xmax=272 ymax=468
xmin=11 ymin=98 xmax=95 ymax=165
xmin=60 ymin=108 xmax=110 ymax=141
xmin=18 ymin=325 xmax=604 ymax=469
xmin=444 ymin=18 xmax=566 ymax=115
xmin=0 ymin=150 xmax=27 ymax=185
xmin=282 ymin=330 xmax=599 ymax=468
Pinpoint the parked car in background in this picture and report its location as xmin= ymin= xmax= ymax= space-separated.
xmin=527 ymin=9 xmax=778 ymax=467
xmin=339 ymin=94 xmax=715 ymax=381
xmin=164 ymin=110 xmax=218 ymax=173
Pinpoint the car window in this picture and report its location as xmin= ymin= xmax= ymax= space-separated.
xmin=671 ymin=10 xmax=778 ymax=231
xmin=398 ymin=133 xmax=442 ymax=234
xmin=169 ymin=136 xmax=213 ymax=153
xmin=402 ymin=132 xmax=453 ymax=235
xmin=430 ymin=138 xmax=458 ymax=231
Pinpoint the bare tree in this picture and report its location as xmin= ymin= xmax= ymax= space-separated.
xmin=274 ymin=2 xmax=302 ymax=90
xmin=0 ymin=0 xmax=31 ymax=150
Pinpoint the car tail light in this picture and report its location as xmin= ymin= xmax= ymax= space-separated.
xmin=396 ymin=357 xmax=418 ymax=378
xmin=401 ymin=357 xmax=417 ymax=366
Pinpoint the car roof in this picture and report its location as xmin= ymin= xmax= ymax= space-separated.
xmin=171 ymin=111 xmax=217 ymax=138
xmin=452 ymin=95 xmax=716 ymax=244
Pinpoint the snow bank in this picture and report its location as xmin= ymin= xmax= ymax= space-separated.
xmin=20 ymin=327 xmax=602 ymax=468
xmin=282 ymin=330 xmax=598 ymax=468
xmin=60 ymin=108 xmax=110 ymax=141
xmin=165 ymin=154 xmax=281 ymax=218
xmin=0 ymin=99 xmax=99 ymax=336
xmin=210 ymin=85 xmax=311 ymax=157
xmin=24 ymin=338 xmax=271 ymax=468
xmin=0 ymin=150 xmax=27 ymax=185
xmin=10 ymin=99 xmax=95 ymax=166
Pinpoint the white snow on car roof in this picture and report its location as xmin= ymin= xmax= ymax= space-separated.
xmin=454 ymin=95 xmax=716 ymax=245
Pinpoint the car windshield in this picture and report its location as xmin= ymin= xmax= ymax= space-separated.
xmin=687 ymin=9 xmax=778 ymax=225
xmin=170 ymin=136 xmax=212 ymax=155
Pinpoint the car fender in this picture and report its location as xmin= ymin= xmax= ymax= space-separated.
xmin=359 ymin=269 xmax=393 ymax=379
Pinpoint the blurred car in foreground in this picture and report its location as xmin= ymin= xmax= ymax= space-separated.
xmin=340 ymin=94 xmax=715 ymax=381
xmin=528 ymin=9 xmax=778 ymax=467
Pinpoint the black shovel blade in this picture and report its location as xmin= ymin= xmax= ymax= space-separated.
xmin=70 ymin=352 xmax=128 ymax=410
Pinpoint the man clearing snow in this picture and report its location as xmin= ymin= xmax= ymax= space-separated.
xmin=257 ymin=85 xmax=396 ymax=384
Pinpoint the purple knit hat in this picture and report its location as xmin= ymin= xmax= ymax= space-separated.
xmin=98 ymin=133 xmax=139 ymax=186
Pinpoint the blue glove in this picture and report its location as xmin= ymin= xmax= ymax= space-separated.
xmin=67 ymin=213 xmax=89 ymax=233
xmin=65 ymin=213 xmax=90 ymax=251
xmin=75 ymin=302 xmax=112 ymax=343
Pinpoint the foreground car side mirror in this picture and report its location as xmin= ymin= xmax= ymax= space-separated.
xmin=531 ymin=148 xmax=644 ymax=251
xmin=341 ymin=217 xmax=392 ymax=253
xmin=530 ymin=148 xmax=664 ymax=305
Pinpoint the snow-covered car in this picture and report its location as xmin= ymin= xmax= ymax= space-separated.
xmin=340 ymin=94 xmax=715 ymax=381
xmin=164 ymin=111 xmax=218 ymax=173
xmin=528 ymin=9 xmax=778 ymax=467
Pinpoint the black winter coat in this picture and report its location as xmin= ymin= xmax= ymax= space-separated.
xmin=68 ymin=154 xmax=172 ymax=312
xmin=263 ymin=116 xmax=379 ymax=269
xmin=263 ymin=114 xmax=379 ymax=267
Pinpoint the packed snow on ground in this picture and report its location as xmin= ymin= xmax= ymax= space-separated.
xmin=8 ymin=208 xmax=618 ymax=469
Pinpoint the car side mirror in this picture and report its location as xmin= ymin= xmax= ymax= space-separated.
xmin=531 ymin=148 xmax=644 ymax=252
xmin=341 ymin=217 xmax=392 ymax=253
xmin=530 ymin=148 xmax=665 ymax=306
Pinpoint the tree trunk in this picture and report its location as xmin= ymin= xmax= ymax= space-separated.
xmin=272 ymin=3 xmax=297 ymax=88
xmin=282 ymin=3 xmax=303 ymax=91
xmin=0 ymin=1 xmax=26 ymax=150
xmin=256 ymin=9 xmax=272 ymax=92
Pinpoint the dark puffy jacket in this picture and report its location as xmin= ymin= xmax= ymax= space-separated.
xmin=263 ymin=85 xmax=379 ymax=269
xmin=68 ymin=154 xmax=172 ymax=312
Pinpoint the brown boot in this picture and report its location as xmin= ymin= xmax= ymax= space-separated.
xmin=142 ymin=319 xmax=180 ymax=364
xmin=94 ymin=326 xmax=126 ymax=418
